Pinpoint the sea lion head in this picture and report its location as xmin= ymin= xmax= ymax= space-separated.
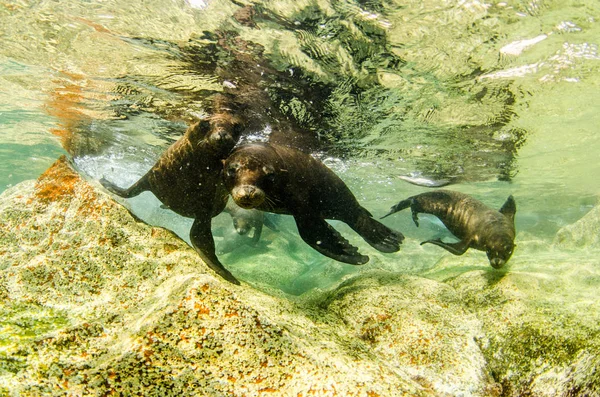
xmin=197 ymin=113 xmax=245 ymax=153
xmin=486 ymin=195 xmax=517 ymax=268
xmin=232 ymin=215 xmax=252 ymax=234
xmin=485 ymin=234 xmax=515 ymax=269
xmin=225 ymin=201 xmax=256 ymax=234
xmin=223 ymin=144 xmax=281 ymax=210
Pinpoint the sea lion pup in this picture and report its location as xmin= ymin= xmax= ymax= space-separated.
xmin=381 ymin=190 xmax=516 ymax=268
xmin=223 ymin=199 xmax=278 ymax=245
xmin=100 ymin=112 xmax=245 ymax=285
xmin=222 ymin=142 xmax=404 ymax=264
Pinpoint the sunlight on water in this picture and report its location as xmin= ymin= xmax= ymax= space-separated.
xmin=0 ymin=60 xmax=66 ymax=191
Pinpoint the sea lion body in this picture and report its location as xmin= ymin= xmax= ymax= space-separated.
xmin=100 ymin=113 xmax=244 ymax=284
xmin=382 ymin=190 xmax=516 ymax=268
xmin=222 ymin=142 xmax=404 ymax=264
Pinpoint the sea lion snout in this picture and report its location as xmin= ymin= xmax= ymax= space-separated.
xmin=233 ymin=218 xmax=251 ymax=235
xmin=231 ymin=184 xmax=265 ymax=209
xmin=486 ymin=239 xmax=515 ymax=269
xmin=489 ymin=257 xmax=506 ymax=269
xmin=207 ymin=127 xmax=236 ymax=148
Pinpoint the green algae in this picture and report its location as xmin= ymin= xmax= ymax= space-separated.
xmin=0 ymin=302 xmax=69 ymax=375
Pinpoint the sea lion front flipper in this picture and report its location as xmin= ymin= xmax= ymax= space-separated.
xmin=190 ymin=218 xmax=241 ymax=285
xmin=100 ymin=175 xmax=150 ymax=199
xmin=499 ymin=195 xmax=517 ymax=224
xmin=263 ymin=214 xmax=279 ymax=232
xmin=421 ymin=238 xmax=470 ymax=256
xmin=411 ymin=209 xmax=420 ymax=227
xmin=250 ymin=221 xmax=262 ymax=245
xmin=294 ymin=215 xmax=369 ymax=265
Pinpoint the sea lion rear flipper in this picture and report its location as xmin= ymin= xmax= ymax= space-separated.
xmin=499 ymin=195 xmax=516 ymax=224
xmin=351 ymin=212 xmax=404 ymax=253
xmin=190 ymin=218 xmax=241 ymax=285
xmin=380 ymin=198 xmax=412 ymax=219
xmin=100 ymin=176 xmax=150 ymax=199
xmin=294 ymin=215 xmax=369 ymax=265
xmin=421 ymin=238 xmax=469 ymax=256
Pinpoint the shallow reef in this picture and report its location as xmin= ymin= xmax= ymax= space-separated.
xmin=0 ymin=157 xmax=599 ymax=396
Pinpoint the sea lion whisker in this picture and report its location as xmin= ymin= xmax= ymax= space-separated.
xmin=263 ymin=195 xmax=277 ymax=211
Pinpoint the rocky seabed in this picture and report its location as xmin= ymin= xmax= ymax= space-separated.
xmin=0 ymin=157 xmax=598 ymax=396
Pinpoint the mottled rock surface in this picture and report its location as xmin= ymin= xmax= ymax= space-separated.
xmin=0 ymin=157 xmax=599 ymax=396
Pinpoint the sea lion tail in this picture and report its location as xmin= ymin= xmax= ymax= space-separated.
xmin=352 ymin=212 xmax=404 ymax=253
xmin=380 ymin=198 xmax=412 ymax=219
xmin=100 ymin=176 xmax=149 ymax=198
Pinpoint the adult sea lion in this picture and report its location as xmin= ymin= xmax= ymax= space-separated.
xmin=222 ymin=142 xmax=404 ymax=264
xmin=100 ymin=112 xmax=245 ymax=284
xmin=382 ymin=190 xmax=516 ymax=268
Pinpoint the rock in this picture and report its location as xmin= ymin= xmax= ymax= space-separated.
xmin=316 ymin=273 xmax=500 ymax=396
xmin=0 ymin=157 xmax=428 ymax=396
xmin=553 ymin=201 xmax=600 ymax=248
xmin=1 ymin=156 xmax=599 ymax=396
xmin=447 ymin=269 xmax=600 ymax=397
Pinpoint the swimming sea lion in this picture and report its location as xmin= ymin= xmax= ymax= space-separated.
xmin=381 ymin=190 xmax=516 ymax=268
xmin=100 ymin=112 xmax=245 ymax=284
xmin=224 ymin=199 xmax=278 ymax=245
xmin=222 ymin=142 xmax=404 ymax=264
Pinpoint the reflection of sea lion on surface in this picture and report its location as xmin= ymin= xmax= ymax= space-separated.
xmin=222 ymin=142 xmax=404 ymax=265
xmin=224 ymin=199 xmax=278 ymax=245
xmin=397 ymin=173 xmax=452 ymax=188
xmin=100 ymin=112 xmax=245 ymax=284
xmin=382 ymin=190 xmax=516 ymax=268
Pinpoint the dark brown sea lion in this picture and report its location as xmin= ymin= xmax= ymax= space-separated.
xmin=222 ymin=142 xmax=404 ymax=264
xmin=381 ymin=190 xmax=516 ymax=268
xmin=100 ymin=112 xmax=245 ymax=284
xmin=224 ymin=199 xmax=278 ymax=245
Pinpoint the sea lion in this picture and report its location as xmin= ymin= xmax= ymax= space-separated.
xmin=222 ymin=142 xmax=404 ymax=264
xmin=100 ymin=112 xmax=245 ymax=284
xmin=224 ymin=199 xmax=278 ymax=245
xmin=381 ymin=190 xmax=516 ymax=268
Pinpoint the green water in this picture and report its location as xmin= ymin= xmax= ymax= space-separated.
xmin=1 ymin=0 xmax=599 ymax=294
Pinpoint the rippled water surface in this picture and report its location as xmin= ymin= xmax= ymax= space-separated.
xmin=1 ymin=0 xmax=599 ymax=293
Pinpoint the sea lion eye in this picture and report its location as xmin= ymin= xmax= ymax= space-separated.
xmin=262 ymin=166 xmax=276 ymax=183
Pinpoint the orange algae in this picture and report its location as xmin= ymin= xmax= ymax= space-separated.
xmin=34 ymin=156 xmax=79 ymax=203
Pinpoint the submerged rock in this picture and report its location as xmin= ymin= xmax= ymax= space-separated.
xmin=0 ymin=157 xmax=428 ymax=396
xmin=0 ymin=157 xmax=599 ymax=396
xmin=553 ymin=201 xmax=600 ymax=248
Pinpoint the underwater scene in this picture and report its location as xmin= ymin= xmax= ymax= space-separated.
xmin=1 ymin=0 xmax=599 ymax=395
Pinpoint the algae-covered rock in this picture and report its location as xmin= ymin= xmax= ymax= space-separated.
xmin=316 ymin=273 xmax=500 ymax=396
xmin=1 ymin=157 xmax=599 ymax=396
xmin=0 ymin=157 xmax=429 ymax=396
xmin=446 ymin=266 xmax=600 ymax=397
